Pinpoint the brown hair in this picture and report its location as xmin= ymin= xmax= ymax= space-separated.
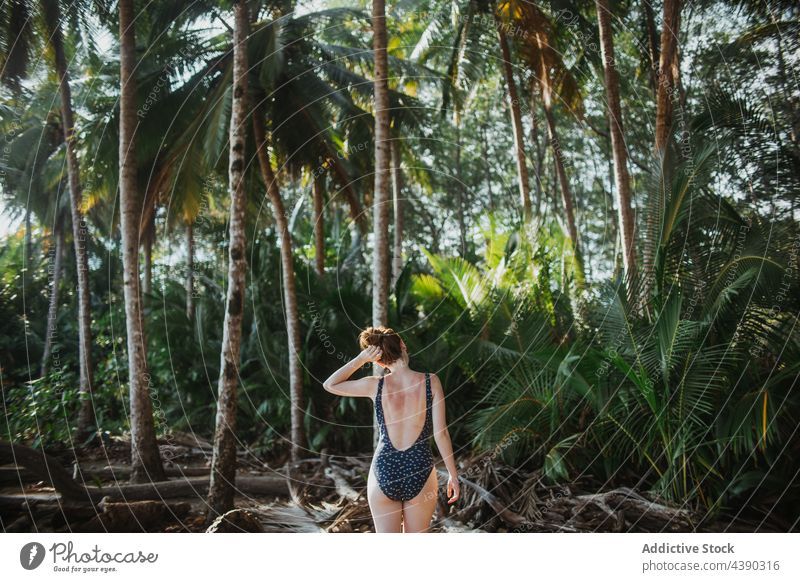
xmin=358 ymin=326 xmax=404 ymax=365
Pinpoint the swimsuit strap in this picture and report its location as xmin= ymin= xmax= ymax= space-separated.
xmin=425 ymin=372 xmax=431 ymax=408
xmin=375 ymin=376 xmax=385 ymax=428
xmin=424 ymin=372 xmax=432 ymax=429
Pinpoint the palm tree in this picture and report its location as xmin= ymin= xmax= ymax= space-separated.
xmin=372 ymin=0 xmax=391 ymax=334
xmin=527 ymin=79 xmax=546 ymax=215
xmin=38 ymin=174 xmax=71 ymax=380
xmin=206 ymin=0 xmax=250 ymax=522
xmin=644 ymin=0 xmax=682 ymax=306
xmin=495 ymin=4 xmax=532 ymax=220
xmin=0 ymin=94 xmax=69 ymax=378
xmin=641 ymin=0 xmax=660 ymax=94
xmin=390 ymin=137 xmax=404 ymax=286
xmin=0 ymin=0 xmax=98 ymax=441
xmin=594 ymin=0 xmax=637 ymax=290
xmin=41 ymin=1 xmax=97 ymax=441
xmin=252 ymin=99 xmax=306 ymax=463
xmin=654 ymin=0 xmax=682 ymax=157
xmin=590 ymin=146 xmax=793 ymax=503
xmin=416 ymin=0 xmax=533 ymax=226
xmin=240 ymin=6 xmax=396 ymax=459
xmin=312 ymin=175 xmax=325 ymax=278
xmin=540 ymin=63 xmax=584 ymax=290
xmin=42 ymin=0 xmax=94 ymax=440
xmin=487 ymin=0 xmax=586 ymax=291
xmin=41 ymin=210 xmax=66 ymax=376
xmin=531 ymin=30 xmax=585 ymax=292
xmin=119 ymin=0 xmax=165 ymax=482
xmin=134 ymin=5 xmax=387 ymax=468
xmin=185 ymin=221 xmax=195 ymax=320
xmin=141 ymin=213 xmax=155 ymax=295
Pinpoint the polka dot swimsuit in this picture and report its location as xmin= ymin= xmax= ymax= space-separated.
xmin=373 ymin=372 xmax=434 ymax=502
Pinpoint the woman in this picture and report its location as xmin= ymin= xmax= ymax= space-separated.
xmin=322 ymin=326 xmax=460 ymax=532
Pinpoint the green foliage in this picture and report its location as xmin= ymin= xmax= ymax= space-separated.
xmin=1 ymin=0 xmax=798 ymax=526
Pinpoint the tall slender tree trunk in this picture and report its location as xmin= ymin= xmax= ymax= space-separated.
xmin=371 ymin=0 xmax=391 ymax=446
xmin=529 ymin=80 xmax=548 ymax=218
xmin=143 ymin=231 xmax=152 ymax=295
xmin=644 ymin=0 xmax=682 ymax=306
xmin=495 ymin=15 xmax=532 ymax=221
xmin=185 ymin=221 xmax=194 ymax=321
xmin=543 ymin=104 xmax=585 ymax=291
xmin=372 ymin=0 xmax=391 ymax=327
xmin=529 ymin=88 xmax=543 ymax=216
xmin=119 ymin=0 xmax=165 ymax=482
xmin=643 ymin=0 xmax=660 ymax=94
xmin=596 ymin=0 xmax=637 ymax=288
xmin=480 ymin=121 xmax=495 ymax=211
xmin=44 ymin=0 xmax=95 ymax=442
xmin=41 ymin=219 xmax=64 ymax=377
xmin=312 ymin=176 xmax=325 ymax=278
xmin=252 ymin=104 xmax=306 ymax=464
xmin=532 ymin=28 xmax=585 ymax=293
xmin=453 ymin=115 xmax=467 ymax=256
xmin=390 ymin=139 xmax=405 ymax=286
xmin=654 ymin=0 xmax=681 ymax=156
xmin=327 ymin=158 xmax=367 ymax=235
xmin=206 ymin=0 xmax=249 ymax=521
xmin=24 ymin=208 xmax=32 ymax=272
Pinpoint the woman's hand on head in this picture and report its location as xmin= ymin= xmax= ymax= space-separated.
xmin=357 ymin=345 xmax=383 ymax=364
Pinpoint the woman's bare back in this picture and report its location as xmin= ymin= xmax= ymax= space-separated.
xmin=375 ymin=370 xmax=429 ymax=451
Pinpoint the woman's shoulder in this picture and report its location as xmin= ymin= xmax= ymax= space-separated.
xmin=425 ymin=371 xmax=443 ymax=391
xmin=412 ymin=370 xmax=436 ymax=381
xmin=414 ymin=369 xmax=441 ymax=387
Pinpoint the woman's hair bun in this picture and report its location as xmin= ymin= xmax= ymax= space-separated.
xmin=358 ymin=326 xmax=404 ymax=365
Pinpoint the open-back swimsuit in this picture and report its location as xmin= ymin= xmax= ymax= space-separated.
xmin=372 ymin=372 xmax=434 ymax=501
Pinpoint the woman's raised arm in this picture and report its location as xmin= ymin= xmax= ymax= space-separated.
xmin=322 ymin=345 xmax=383 ymax=397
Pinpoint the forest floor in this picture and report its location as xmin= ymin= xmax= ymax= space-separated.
xmin=0 ymin=432 xmax=768 ymax=533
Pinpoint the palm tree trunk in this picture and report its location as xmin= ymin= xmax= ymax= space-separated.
xmin=24 ymin=208 xmax=32 ymax=272
xmin=495 ymin=16 xmax=532 ymax=221
xmin=595 ymin=0 xmax=637 ymax=287
xmin=644 ymin=0 xmax=682 ymax=306
xmin=252 ymin=103 xmax=306 ymax=464
xmin=643 ymin=0 xmax=660 ymax=94
xmin=480 ymin=121 xmax=495 ymax=211
xmin=312 ymin=176 xmax=325 ymax=278
xmin=371 ymin=0 xmax=391 ymax=446
xmin=453 ymin=115 xmax=467 ymax=256
xmin=185 ymin=221 xmax=194 ymax=321
xmin=529 ymin=80 xmax=548 ymax=217
xmin=206 ymin=0 xmax=250 ymax=521
xmin=143 ymin=231 xmax=152 ymax=295
xmin=41 ymin=219 xmax=64 ymax=377
xmin=372 ymin=0 xmax=391 ymax=328
xmin=530 ymin=25 xmax=584 ymax=293
xmin=45 ymin=0 xmax=95 ymax=442
xmin=543 ymin=104 xmax=585 ymax=291
xmin=326 ymin=157 xmax=367 ymax=234
xmin=390 ymin=139 xmax=405 ymax=286
xmin=655 ymin=0 xmax=681 ymax=156
xmin=529 ymin=89 xmax=542 ymax=216
xmin=119 ymin=0 xmax=165 ymax=482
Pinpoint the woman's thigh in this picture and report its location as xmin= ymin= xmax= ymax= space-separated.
xmin=367 ymin=463 xmax=403 ymax=533
xmin=401 ymin=467 xmax=438 ymax=533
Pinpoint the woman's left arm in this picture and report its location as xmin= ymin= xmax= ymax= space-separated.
xmin=430 ymin=373 xmax=460 ymax=504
